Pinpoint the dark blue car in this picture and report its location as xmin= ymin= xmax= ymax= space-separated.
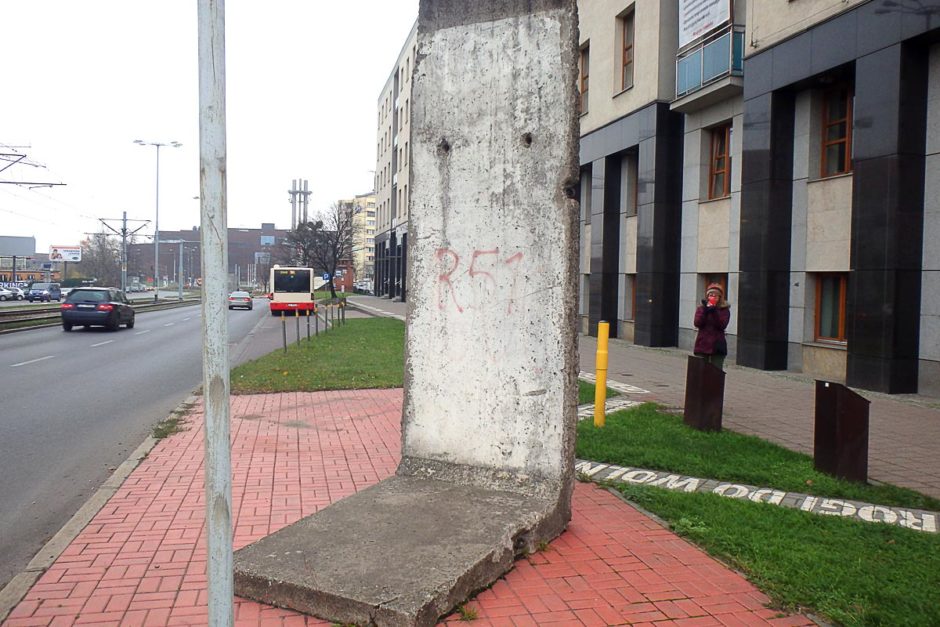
xmin=61 ymin=287 xmax=135 ymax=331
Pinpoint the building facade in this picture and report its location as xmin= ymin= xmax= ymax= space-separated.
xmin=576 ymin=0 xmax=940 ymax=396
xmin=126 ymin=222 xmax=288 ymax=290
xmin=339 ymin=192 xmax=377 ymax=284
xmin=376 ymin=1 xmax=940 ymax=396
xmin=374 ymin=22 xmax=417 ymax=302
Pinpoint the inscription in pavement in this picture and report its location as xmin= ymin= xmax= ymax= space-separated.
xmin=575 ymin=460 xmax=938 ymax=534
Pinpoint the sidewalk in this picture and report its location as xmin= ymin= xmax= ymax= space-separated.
xmin=350 ymin=295 xmax=940 ymax=500
xmin=3 ymin=390 xmax=813 ymax=626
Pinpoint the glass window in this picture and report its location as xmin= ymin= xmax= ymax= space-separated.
xmin=815 ymin=273 xmax=847 ymax=342
xmin=621 ymin=9 xmax=634 ymax=91
xmin=579 ymin=45 xmax=590 ymax=114
xmin=702 ymin=274 xmax=728 ymax=302
xmin=625 ymin=274 xmax=636 ymax=320
xmin=709 ymin=124 xmax=732 ymax=199
xmin=821 ymin=87 xmax=853 ymax=177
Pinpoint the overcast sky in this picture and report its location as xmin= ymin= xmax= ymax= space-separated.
xmin=0 ymin=1 xmax=418 ymax=253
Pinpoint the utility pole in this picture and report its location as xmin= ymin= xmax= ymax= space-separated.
xmin=199 ymin=0 xmax=234 ymax=623
xmin=288 ymin=179 xmax=311 ymax=228
xmin=99 ymin=213 xmax=150 ymax=292
xmin=162 ymin=239 xmax=199 ymax=301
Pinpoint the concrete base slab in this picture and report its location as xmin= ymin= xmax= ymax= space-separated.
xmin=233 ymin=475 xmax=563 ymax=627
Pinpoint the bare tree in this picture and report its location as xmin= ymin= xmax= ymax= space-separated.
xmin=309 ymin=202 xmax=359 ymax=298
xmin=80 ymin=233 xmax=122 ymax=286
xmin=254 ymin=252 xmax=273 ymax=293
xmin=275 ymin=220 xmax=323 ymax=269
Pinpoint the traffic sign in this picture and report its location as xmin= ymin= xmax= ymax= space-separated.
xmin=322 ymin=273 xmax=330 ymax=281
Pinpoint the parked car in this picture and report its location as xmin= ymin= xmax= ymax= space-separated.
xmin=0 ymin=287 xmax=15 ymax=301
xmin=6 ymin=286 xmax=25 ymax=300
xmin=227 ymin=290 xmax=253 ymax=310
xmin=27 ymin=282 xmax=62 ymax=302
xmin=60 ymin=287 xmax=135 ymax=331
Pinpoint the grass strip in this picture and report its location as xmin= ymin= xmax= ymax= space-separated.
xmin=609 ymin=483 xmax=940 ymax=627
xmin=577 ymin=380 xmax=620 ymax=405
xmin=231 ymin=317 xmax=404 ymax=393
xmin=576 ymin=403 xmax=940 ymax=511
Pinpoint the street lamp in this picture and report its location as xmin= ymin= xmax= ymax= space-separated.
xmin=134 ymin=139 xmax=182 ymax=302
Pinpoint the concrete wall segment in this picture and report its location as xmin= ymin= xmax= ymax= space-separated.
xmin=404 ymin=1 xmax=580 ymax=491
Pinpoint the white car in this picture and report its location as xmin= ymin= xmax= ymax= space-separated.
xmin=0 ymin=287 xmax=14 ymax=301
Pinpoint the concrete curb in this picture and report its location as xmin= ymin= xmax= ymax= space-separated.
xmin=345 ymin=299 xmax=406 ymax=321
xmin=0 ymin=395 xmax=199 ymax=623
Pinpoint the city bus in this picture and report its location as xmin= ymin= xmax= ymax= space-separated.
xmin=269 ymin=266 xmax=315 ymax=316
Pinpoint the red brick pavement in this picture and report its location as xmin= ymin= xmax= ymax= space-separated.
xmin=4 ymin=389 xmax=812 ymax=626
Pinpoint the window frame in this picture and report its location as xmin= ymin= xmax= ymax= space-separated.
xmin=708 ymin=123 xmax=732 ymax=199
xmin=820 ymin=86 xmax=853 ymax=178
xmin=625 ymin=273 xmax=637 ymax=321
xmin=620 ymin=9 xmax=635 ymax=91
xmin=579 ymin=44 xmax=590 ymax=114
xmin=814 ymin=273 xmax=848 ymax=343
xmin=703 ymin=273 xmax=728 ymax=302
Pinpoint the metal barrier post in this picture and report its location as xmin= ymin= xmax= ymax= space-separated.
xmin=281 ymin=311 xmax=287 ymax=354
xmin=593 ymin=321 xmax=609 ymax=428
xmin=315 ymin=304 xmax=319 ymax=336
xmin=306 ymin=309 xmax=310 ymax=341
xmin=295 ymin=309 xmax=300 ymax=345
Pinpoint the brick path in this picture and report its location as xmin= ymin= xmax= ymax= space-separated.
xmin=4 ymin=389 xmax=812 ymax=626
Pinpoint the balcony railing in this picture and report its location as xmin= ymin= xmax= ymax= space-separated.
xmin=676 ymin=26 xmax=744 ymax=99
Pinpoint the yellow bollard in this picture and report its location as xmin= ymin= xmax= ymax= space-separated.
xmin=594 ymin=321 xmax=610 ymax=428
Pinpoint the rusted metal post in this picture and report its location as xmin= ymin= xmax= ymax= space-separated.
xmin=197 ymin=0 xmax=233 ymax=623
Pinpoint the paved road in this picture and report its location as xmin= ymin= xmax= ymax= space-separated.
xmin=0 ymin=299 xmax=280 ymax=590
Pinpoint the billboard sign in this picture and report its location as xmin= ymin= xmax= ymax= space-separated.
xmin=679 ymin=0 xmax=731 ymax=48
xmin=49 ymin=245 xmax=82 ymax=262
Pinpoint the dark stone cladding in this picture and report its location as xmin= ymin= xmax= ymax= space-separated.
xmin=581 ymin=102 xmax=684 ymax=346
xmin=739 ymin=2 xmax=939 ymax=392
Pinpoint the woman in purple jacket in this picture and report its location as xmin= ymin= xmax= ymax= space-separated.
xmin=693 ymin=282 xmax=731 ymax=370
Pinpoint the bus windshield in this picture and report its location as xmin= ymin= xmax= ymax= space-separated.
xmin=273 ymin=269 xmax=311 ymax=293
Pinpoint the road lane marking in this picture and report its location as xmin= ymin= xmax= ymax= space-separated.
xmin=164 ymin=323 xmax=175 ymax=327
xmin=135 ymin=330 xmax=151 ymax=335
xmin=90 ymin=340 xmax=114 ymax=347
xmin=10 ymin=355 xmax=55 ymax=368
xmin=182 ymin=317 xmax=191 ymax=321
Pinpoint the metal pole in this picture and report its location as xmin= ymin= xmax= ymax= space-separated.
xmin=154 ymin=143 xmax=161 ymax=303
xmin=315 ymin=305 xmax=319 ymax=336
xmin=281 ymin=311 xmax=287 ymax=353
xmin=198 ymin=1 xmax=233 ymax=623
xmin=295 ymin=309 xmax=300 ymax=345
xmin=593 ymin=321 xmax=610 ymax=428
xmin=306 ymin=309 xmax=310 ymax=341
xmin=121 ymin=211 xmax=128 ymax=293
xmin=178 ymin=244 xmax=184 ymax=301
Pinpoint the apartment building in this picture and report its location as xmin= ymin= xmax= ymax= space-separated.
xmin=374 ymin=22 xmax=418 ymax=301
xmin=377 ymin=1 xmax=940 ymax=395
xmin=577 ymin=0 xmax=940 ymax=396
xmin=339 ymin=192 xmax=377 ymax=283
